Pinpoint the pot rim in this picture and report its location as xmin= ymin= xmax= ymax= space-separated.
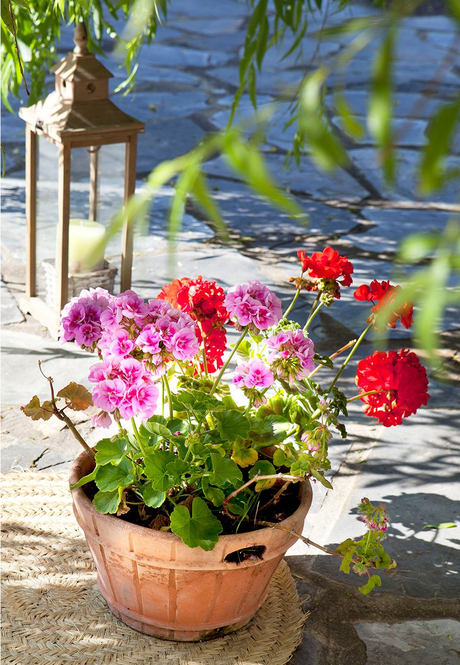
xmin=70 ymin=450 xmax=313 ymax=545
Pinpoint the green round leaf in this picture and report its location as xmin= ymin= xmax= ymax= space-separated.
xmin=170 ymin=497 xmax=222 ymax=551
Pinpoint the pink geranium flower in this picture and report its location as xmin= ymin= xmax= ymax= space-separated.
xmin=267 ymin=329 xmax=315 ymax=381
xmin=224 ymin=281 xmax=282 ymax=332
xmin=233 ymin=358 xmax=274 ymax=389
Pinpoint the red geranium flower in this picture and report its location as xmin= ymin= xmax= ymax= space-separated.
xmin=158 ymin=276 xmax=229 ymax=373
xmin=297 ymin=247 xmax=354 ymax=299
xmin=354 ymin=280 xmax=413 ymax=331
xmin=356 ymin=349 xmax=429 ymax=426
xmin=298 ymin=246 xmax=354 ymax=285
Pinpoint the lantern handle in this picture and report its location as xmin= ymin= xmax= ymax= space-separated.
xmin=74 ymin=21 xmax=89 ymax=56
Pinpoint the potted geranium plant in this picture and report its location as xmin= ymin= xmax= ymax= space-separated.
xmin=22 ymin=246 xmax=429 ymax=641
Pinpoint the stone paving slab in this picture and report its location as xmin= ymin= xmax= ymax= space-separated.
xmin=209 ymin=65 xmax=302 ymax=97
xmin=0 ymin=280 xmax=24 ymax=325
xmin=137 ymin=118 xmax=206 ymax=175
xmin=112 ymin=90 xmax=209 ymax=123
xmin=196 ymin=173 xmax=361 ymax=241
xmin=203 ymin=151 xmax=369 ymax=201
xmin=356 ymin=619 xmax=460 ymax=664
xmin=135 ymin=42 xmax=232 ymax=68
xmin=178 ymin=30 xmax=246 ymax=54
xmin=348 ymin=147 xmax=460 ymax=203
xmin=326 ymin=90 xmax=447 ymax=119
xmin=166 ymin=0 xmax=248 ymax=18
xmin=341 ymin=207 xmax=453 ymax=254
xmin=167 ymin=16 xmax=245 ymax=36
xmin=1 ymin=330 xmax=96 ymax=405
xmin=334 ymin=116 xmax=432 ymax=149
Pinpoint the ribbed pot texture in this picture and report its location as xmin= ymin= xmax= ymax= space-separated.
xmin=69 ymin=451 xmax=312 ymax=641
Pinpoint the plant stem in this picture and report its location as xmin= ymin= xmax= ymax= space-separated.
xmin=57 ymin=410 xmax=95 ymax=460
xmin=304 ymin=292 xmax=321 ymax=329
xmin=223 ymin=473 xmax=304 ymax=517
xmin=307 ymin=339 xmax=357 ymax=380
xmin=130 ymin=418 xmax=148 ymax=457
xmin=347 ymin=390 xmax=380 ymax=403
xmin=163 ymin=374 xmax=173 ymax=419
xmin=304 ymin=300 xmax=324 ymax=332
xmin=326 ymin=323 xmax=373 ymax=396
xmin=202 ymin=348 xmax=209 ymax=376
xmin=257 ymin=521 xmax=343 ymax=558
xmin=283 ymin=287 xmax=301 ymax=319
xmin=39 ymin=362 xmax=95 ymax=460
xmin=210 ymin=325 xmax=249 ymax=396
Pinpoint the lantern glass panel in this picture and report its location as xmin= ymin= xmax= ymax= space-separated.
xmin=35 ymin=136 xmax=59 ymax=306
xmin=67 ymin=143 xmax=125 ymax=295
xmin=35 ymin=140 xmax=127 ymax=309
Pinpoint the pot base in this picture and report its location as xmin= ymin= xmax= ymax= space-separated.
xmin=97 ymin=572 xmax=263 ymax=641
xmin=106 ymin=599 xmax=252 ymax=642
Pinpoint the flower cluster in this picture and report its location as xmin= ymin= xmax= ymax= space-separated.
xmin=359 ymin=497 xmax=390 ymax=532
xmin=60 ymin=290 xmax=200 ymax=427
xmin=90 ymin=358 xmax=159 ymax=425
xmin=158 ymin=276 xmax=228 ymax=373
xmin=233 ymin=358 xmax=274 ymax=390
xmin=354 ymin=280 xmax=413 ymax=331
xmin=59 ymin=287 xmax=113 ymax=348
xmin=356 ymin=349 xmax=429 ymax=427
xmin=296 ymin=246 xmax=354 ymax=301
xmin=266 ymin=329 xmax=315 ymax=382
xmin=233 ymin=358 xmax=274 ymax=407
xmin=224 ymin=280 xmax=282 ymax=332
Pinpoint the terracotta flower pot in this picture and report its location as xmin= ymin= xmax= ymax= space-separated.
xmin=69 ymin=451 xmax=312 ymax=642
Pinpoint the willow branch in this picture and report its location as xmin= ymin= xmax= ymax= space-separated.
xmin=8 ymin=0 xmax=30 ymax=95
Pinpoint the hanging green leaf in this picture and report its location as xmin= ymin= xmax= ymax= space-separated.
xmin=95 ymin=457 xmax=136 ymax=493
xmin=419 ymin=98 xmax=460 ymax=195
xmin=143 ymin=449 xmax=176 ymax=491
xmin=334 ymin=91 xmax=365 ymax=139
xmin=223 ymin=129 xmax=306 ymax=220
xmin=359 ymin=574 xmax=381 ymax=595
xmin=214 ymin=410 xmax=250 ymax=442
xmin=142 ymin=484 xmax=166 ymax=508
xmin=95 ymin=437 xmax=131 ymax=466
xmin=209 ymin=453 xmax=243 ymax=488
xmin=170 ymin=496 xmax=223 ymax=550
xmin=422 ymin=522 xmax=457 ymax=530
xmin=299 ymin=69 xmax=348 ymax=171
xmin=93 ymin=488 xmax=122 ymax=514
xmin=368 ymin=27 xmax=395 ymax=183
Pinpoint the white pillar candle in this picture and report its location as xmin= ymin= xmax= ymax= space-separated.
xmin=68 ymin=219 xmax=106 ymax=273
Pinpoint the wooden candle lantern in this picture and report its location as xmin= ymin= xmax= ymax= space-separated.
xmin=19 ymin=22 xmax=144 ymax=338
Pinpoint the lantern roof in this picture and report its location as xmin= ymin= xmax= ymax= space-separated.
xmin=19 ymin=22 xmax=144 ymax=145
xmin=51 ymin=53 xmax=113 ymax=83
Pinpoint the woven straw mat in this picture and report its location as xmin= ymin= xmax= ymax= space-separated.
xmin=1 ymin=470 xmax=306 ymax=665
